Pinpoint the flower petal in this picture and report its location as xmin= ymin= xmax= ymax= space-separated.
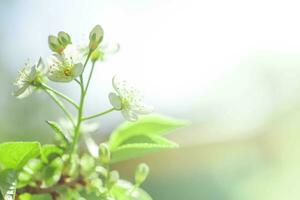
xmin=13 ymin=84 xmax=29 ymax=97
xmin=122 ymin=110 xmax=138 ymax=122
xmin=16 ymin=86 xmax=34 ymax=99
xmin=109 ymin=92 xmax=122 ymax=110
xmin=72 ymin=63 xmax=84 ymax=78
xmin=133 ymin=104 xmax=153 ymax=115
xmin=112 ymin=75 xmax=121 ymax=94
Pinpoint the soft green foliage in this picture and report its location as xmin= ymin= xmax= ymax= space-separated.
xmin=46 ymin=121 xmax=69 ymax=147
xmin=41 ymin=144 xmax=63 ymax=163
xmin=109 ymin=115 xmax=187 ymax=162
xmin=0 ymin=142 xmax=41 ymax=170
xmin=0 ymin=169 xmax=17 ymax=200
xmin=0 ymin=25 xmax=187 ymax=200
xmin=19 ymin=193 xmax=52 ymax=200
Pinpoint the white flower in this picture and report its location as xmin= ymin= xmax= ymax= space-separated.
xmin=47 ymin=45 xmax=84 ymax=82
xmin=13 ymin=58 xmax=47 ymax=99
xmin=79 ymin=42 xmax=120 ymax=62
xmin=93 ymin=43 xmax=120 ymax=61
xmin=109 ymin=76 xmax=153 ymax=121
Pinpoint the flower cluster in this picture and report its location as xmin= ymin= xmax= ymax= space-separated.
xmin=7 ymin=24 xmax=184 ymax=200
xmin=13 ymin=25 xmax=152 ymax=121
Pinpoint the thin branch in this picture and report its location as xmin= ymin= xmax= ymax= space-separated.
xmin=16 ymin=176 xmax=85 ymax=197
xmin=44 ymin=90 xmax=75 ymax=127
xmin=42 ymin=84 xmax=79 ymax=109
xmin=82 ymin=108 xmax=115 ymax=121
xmin=84 ymin=61 xmax=96 ymax=96
xmin=69 ymin=51 xmax=92 ymax=156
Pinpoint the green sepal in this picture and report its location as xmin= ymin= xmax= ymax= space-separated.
xmin=57 ymin=31 xmax=71 ymax=47
xmin=48 ymin=35 xmax=64 ymax=54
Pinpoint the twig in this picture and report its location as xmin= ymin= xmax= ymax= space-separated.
xmin=16 ymin=176 xmax=85 ymax=199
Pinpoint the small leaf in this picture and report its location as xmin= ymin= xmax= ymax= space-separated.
xmin=0 ymin=169 xmax=17 ymax=200
xmin=0 ymin=142 xmax=41 ymax=170
xmin=46 ymin=121 xmax=69 ymax=147
xmin=109 ymin=114 xmax=188 ymax=149
xmin=41 ymin=145 xmax=63 ymax=163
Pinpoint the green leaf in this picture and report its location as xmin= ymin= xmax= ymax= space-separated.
xmin=109 ymin=114 xmax=188 ymax=149
xmin=17 ymin=159 xmax=43 ymax=187
xmin=108 ymin=115 xmax=187 ymax=162
xmin=0 ymin=142 xmax=41 ymax=170
xmin=46 ymin=121 xmax=69 ymax=147
xmin=19 ymin=193 xmax=52 ymax=200
xmin=111 ymin=180 xmax=152 ymax=200
xmin=0 ymin=169 xmax=17 ymax=200
xmin=41 ymin=144 xmax=63 ymax=163
xmin=111 ymin=142 xmax=178 ymax=163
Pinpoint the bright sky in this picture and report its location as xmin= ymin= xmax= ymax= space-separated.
xmin=2 ymin=0 xmax=300 ymax=125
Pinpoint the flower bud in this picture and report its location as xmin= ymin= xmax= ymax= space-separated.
xmin=89 ymin=25 xmax=104 ymax=51
xmin=91 ymin=49 xmax=104 ymax=62
xmin=108 ymin=170 xmax=119 ymax=186
xmin=48 ymin=35 xmax=64 ymax=54
xmin=99 ymin=143 xmax=111 ymax=165
xmin=135 ymin=163 xmax=150 ymax=185
xmin=58 ymin=31 xmax=71 ymax=47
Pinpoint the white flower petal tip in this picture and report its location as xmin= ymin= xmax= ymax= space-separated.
xmin=47 ymin=45 xmax=83 ymax=82
xmin=13 ymin=60 xmax=47 ymax=99
xmin=110 ymin=76 xmax=153 ymax=121
xmin=109 ymin=92 xmax=122 ymax=110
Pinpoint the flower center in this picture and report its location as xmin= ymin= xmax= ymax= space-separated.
xmin=63 ymin=68 xmax=72 ymax=76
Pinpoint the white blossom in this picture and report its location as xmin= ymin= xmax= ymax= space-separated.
xmin=13 ymin=58 xmax=46 ymax=99
xmin=109 ymin=76 xmax=153 ymax=121
xmin=47 ymin=45 xmax=83 ymax=82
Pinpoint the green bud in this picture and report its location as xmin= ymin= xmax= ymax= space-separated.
xmin=48 ymin=35 xmax=64 ymax=54
xmin=24 ymin=159 xmax=43 ymax=174
xmin=95 ymin=166 xmax=108 ymax=178
xmin=99 ymin=143 xmax=111 ymax=165
xmin=91 ymin=49 xmax=104 ymax=62
xmin=80 ymin=154 xmax=95 ymax=175
xmin=18 ymin=171 xmax=31 ymax=182
xmin=66 ymin=154 xmax=79 ymax=177
xmin=58 ymin=31 xmax=71 ymax=47
xmin=135 ymin=163 xmax=150 ymax=185
xmin=89 ymin=25 xmax=104 ymax=51
xmin=108 ymin=170 xmax=119 ymax=186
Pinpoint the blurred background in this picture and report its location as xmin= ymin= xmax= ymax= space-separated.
xmin=1 ymin=0 xmax=300 ymax=199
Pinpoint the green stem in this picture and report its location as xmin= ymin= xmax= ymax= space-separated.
xmin=44 ymin=90 xmax=75 ymax=127
xmin=84 ymin=61 xmax=96 ymax=95
xmin=70 ymin=51 xmax=92 ymax=155
xmin=82 ymin=108 xmax=115 ymax=121
xmin=42 ymin=84 xmax=79 ymax=109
